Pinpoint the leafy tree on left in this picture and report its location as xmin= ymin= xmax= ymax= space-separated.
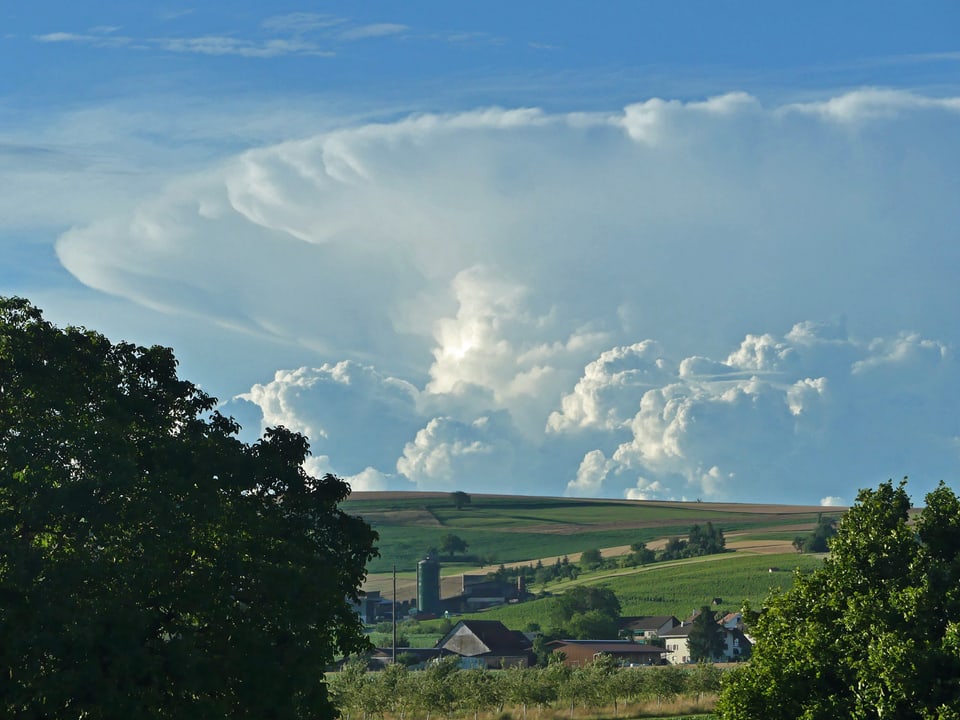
xmin=0 ymin=297 xmax=379 ymax=720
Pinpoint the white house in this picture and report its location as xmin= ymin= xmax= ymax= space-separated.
xmin=659 ymin=622 xmax=751 ymax=664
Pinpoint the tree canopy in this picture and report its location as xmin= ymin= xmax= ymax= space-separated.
xmin=686 ymin=606 xmax=726 ymax=662
xmin=451 ymin=490 xmax=472 ymax=510
xmin=440 ymin=532 xmax=469 ymax=557
xmin=0 ymin=297 xmax=378 ymax=719
xmin=550 ymin=585 xmax=621 ymax=638
xmin=717 ymin=479 xmax=960 ymax=719
xmin=579 ymin=547 xmax=603 ymax=571
xmin=792 ymin=512 xmax=838 ymax=553
xmin=660 ymin=522 xmax=726 ymax=561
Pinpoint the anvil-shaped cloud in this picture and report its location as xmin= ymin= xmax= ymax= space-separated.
xmin=55 ymin=90 xmax=960 ymax=503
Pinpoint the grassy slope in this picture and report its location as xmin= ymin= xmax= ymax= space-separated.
xmin=344 ymin=492 xmax=838 ymax=574
xmin=456 ymin=551 xmax=824 ymax=626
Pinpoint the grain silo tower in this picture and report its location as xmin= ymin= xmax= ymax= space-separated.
xmin=417 ymin=556 xmax=441 ymax=615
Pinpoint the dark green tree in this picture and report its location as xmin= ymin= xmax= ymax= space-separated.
xmin=686 ymin=606 xmax=726 ymax=662
xmin=451 ymin=490 xmax=472 ymax=510
xmin=0 ymin=297 xmax=378 ymax=720
xmin=659 ymin=535 xmax=688 ymax=560
xmin=531 ymin=634 xmax=551 ymax=667
xmin=579 ymin=547 xmax=603 ymax=571
xmin=552 ymin=585 xmax=621 ymax=626
xmin=565 ymin=609 xmax=621 ymax=640
xmin=440 ymin=532 xmax=469 ymax=557
xmin=793 ymin=513 xmax=838 ymax=553
xmin=627 ymin=541 xmax=655 ymax=566
xmin=550 ymin=585 xmax=621 ymax=639
xmin=717 ymin=479 xmax=960 ymax=719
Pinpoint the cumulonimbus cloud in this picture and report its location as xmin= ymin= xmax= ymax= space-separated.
xmin=55 ymin=89 xmax=960 ymax=502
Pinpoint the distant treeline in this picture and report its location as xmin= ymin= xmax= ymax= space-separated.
xmin=484 ymin=522 xmax=727 ymax=587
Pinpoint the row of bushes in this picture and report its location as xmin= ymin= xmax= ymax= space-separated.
xmin=330 ymin=655 xmax=726 ymax=719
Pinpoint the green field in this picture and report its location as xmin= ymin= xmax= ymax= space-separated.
xmin=364 ymin=524 xmax=696 ymax=573
xmin=453 ymin=551 xmax=824 ymax=626
xmin=344 ymin=492 xmax=837 ymax=573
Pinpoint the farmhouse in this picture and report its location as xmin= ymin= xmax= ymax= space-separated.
xmin=660 ymin=622 xmax=751 ymax=664
xmin=435 ymin=619 xmax=533 ymax=669
xmin=546 ymin=639 xmax=667 ymax=667
xmin=619 ymin=615 xmax=680 ymax=640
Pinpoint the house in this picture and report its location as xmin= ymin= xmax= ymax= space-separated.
xmin=720 ymin=612 xmax=743 ymax=630
xmin=435 ymin=620 xmax=532 ymax=669
xmin=660 ymin=622 xmax=752 ymax=665
xmin=660 ymin=624 xmax=695 ymax=664
xmin=619 ymin=615 xmax=680 ymax=641
xmin=440 ymin=575 xmax=532 ymax=614
xmin=546 ymin=639 xmax=667 ymax=667
xmin=350 ymin=589 xmax=380 ymax=624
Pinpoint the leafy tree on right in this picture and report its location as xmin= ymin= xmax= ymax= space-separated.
xmin=717 ymin=479 xmax=960 ymax=720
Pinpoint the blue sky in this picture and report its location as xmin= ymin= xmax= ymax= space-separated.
xmin=3 ymin=2 xmax=960 ymax=505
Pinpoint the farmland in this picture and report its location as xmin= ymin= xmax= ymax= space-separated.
xmin=347 ymin=490 xmax=839 ymax=614
xmin=460 ymin=551 xmax=824 ymax=626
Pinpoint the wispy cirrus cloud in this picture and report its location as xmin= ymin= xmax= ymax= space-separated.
xmin=156 ymin=8 xmax=196 ymax=22
xmin=34 ymin=31 xmax=135 ymax=49
xmin=34 ymin=26 xmax=333 ymax=58
xmin=33 ymin=14 xmax=500 ymax=59
xmin=156 ymin=35 xmax=333 ymax=58
xmin=338 ymin=23 xmax=409 ymax=41
xmin=261 ymin=12 xmax=346 ymax=35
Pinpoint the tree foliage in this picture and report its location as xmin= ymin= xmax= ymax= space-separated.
xmin=450 ymin=491 xmax=472 ymax=510
xmin=440 ymin=533 xmax=469 ymax=557
xmin=686 ymin=606 xmax=726 ymax=662
xmin=660 ymin=522 xmax=726 ymax=561
xmin=717 ymin=479 xmax=960 ymax=719
xmin=0 ymin=297 xmax=378 ymax=719
xmin=330 ymin=659 xmax=729 ymax=719
xmin=579 ymin=547 xmax=603 ymax=571
xmin=792 ymin=512 xmax=838 ymax=553
xmin=549 ymin=585 xmax=622 ymax=639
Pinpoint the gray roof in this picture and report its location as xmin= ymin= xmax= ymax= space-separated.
xmin=620 ymin=615 xmax=679 ymax=631
xmin=552 ymin=640 xmax=665 ymax=654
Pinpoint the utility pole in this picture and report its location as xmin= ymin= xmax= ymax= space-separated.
xmin=392 ymin=564 xmax=397 ymax=664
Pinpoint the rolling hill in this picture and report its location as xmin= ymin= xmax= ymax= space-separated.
xmin=344 ymin=491 xmax=841 ymax=613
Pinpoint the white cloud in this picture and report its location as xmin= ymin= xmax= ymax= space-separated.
xmin=567 ymin=449 xmax=611 ymax=497
xmin=820 ymin=496 xmax=846 ymax=507
xmin=560 ymin=322 xmax=957 ymax=502
xmin=338 ymin=24 xmax=408 ymax=41
xmin=155 ymin=35 xmax=333 ymax=58
xmin=44 ymin=90 xmax=960 ymax=503
xmin=624 ymin=477 xmax=668 ymax=501
xmin=33 ymin=21 xmax=339 ymax=58
xmin=237 ymin=361 xmax=420 ymax=479
xmin=262 ymin=13 xmax=346 ymax=34
xmin=32 ymin=15 xmax=431 ymax=60
xmin=783 ymin=88 xmax=960 ymax=124
xmin=397 ymin=415 xmax=501 ymax=489
xmin=548 ymin=341 xmax=673 ymax=433
xmin=33 ymin=31 xmax=133 ymax=48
